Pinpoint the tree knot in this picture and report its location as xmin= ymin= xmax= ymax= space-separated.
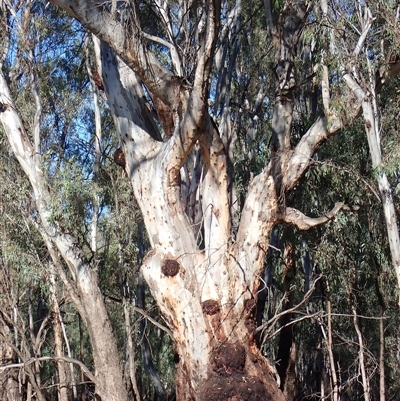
xmin=202 ymin=300 xmax=220 ymax=315
xmin=113 ymin=148 xmax=126 ymax=169
xmin=161 ymin=259 xmax=180 ymax=277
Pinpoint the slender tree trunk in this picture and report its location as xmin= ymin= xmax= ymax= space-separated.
xmin=28 ymin=298 xmax=42 ymax=392
xmin=136 ymin=224 xmax=168 ymax=400
xmin=325 ymin=285 xmax=339 ymax=401
xmin=375 ymin=277 xmax=386 ymax=401
xmin=257 ymin=228 xmax=280 ymax=343
xmin=0 ymin=327 xmax=21 ymax=401
xmin=379 ymin=304 xmax=385 ymax=401
xmin=49 ymin=264 xmax=68 ymax=401
xmin=137 ymin=274 xmax=166 ymax=400
xmin=352 ymin=305 xmax=370 ymax=401
xmin=77 ymin=271 xmax=129 ymax=401
xmin=276 ymin=242 xmax=296 ymax=398
xmin=0 ymin=263 xmax=22 ymax=401
xmin=123 ymin=299 xmax=141 ymax=401
xmin=60 ymin=314 xmax=78 ymax=400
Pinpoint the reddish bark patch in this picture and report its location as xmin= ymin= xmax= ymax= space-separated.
xmin=214 ymin=343 xmax=246 ymax=374
xmin=152 ymin=94 xmax=174 ymax=137
xmin=92 ymin=67 xmax=104 ymax=91
xmin=244 ymin=298 xmax=257 ymax=340
xmin=161 ymin=259 xmax=180 ymax=277
xmin=244 ymin=298 xmax=256 ymax=313
xmin=113 ymin=148 xmax=126 ymax=169
xmin=200 ymin=374 xmax=271 ymax=401
xmin=202 ymin=299 xmax=220 ymax=315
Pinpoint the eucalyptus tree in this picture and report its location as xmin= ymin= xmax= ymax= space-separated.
xmin=325 ymin=0 xmax=400 ymax=307
xmin=2 ymin=1 xmax=400 ymax=401
xmin=0 ymin=134 xmax=51 ymax=401
xmin=0 ymin=1 xmax=128 ymax=400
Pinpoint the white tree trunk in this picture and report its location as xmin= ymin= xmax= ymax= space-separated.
xmin=0 ymin=60 xmax=129 ymax=401
xmin=96 ymin=35 xmax=352 ymax=398
xmin=343 ymin=72 xmax=400 ymax=306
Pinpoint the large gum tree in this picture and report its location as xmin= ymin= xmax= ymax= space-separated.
xmin=1 ymin=0 xmax=400 ymax=400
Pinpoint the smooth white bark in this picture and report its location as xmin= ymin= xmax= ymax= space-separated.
xmin=343 ymin=71 xmax=400 ymax=306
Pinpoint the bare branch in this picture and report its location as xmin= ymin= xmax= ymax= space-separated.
xmin=353 ymin=5 xmax=373 ymax=57
xmin=29 ymin=49 xmax=42 ymax=160
xmin=86 ymin=35 xmax=102 ymax=255
xmin=257 ymin=276 xmax=324 ymax=335
xmin=342 ymin=71 xmax=365 ymax=102
xmin=150 ymin=0 xmax=183 ymax=75
xmin=266 ymin=311 xmax=321 ymax=340
xmin=283 ymin=104 xmax=361 ymax=191
xmin=321 ymin=59 xmax=330 ymax=113
xmin=280 ymin=202 xmax=359 ymax=231
xmin=142 ymin=31 xmax=177 ymax=54
xmin=131 ymin=305 xmax=173 ymax=338
xmin=0 ymin=356 xmax=97 ymax=384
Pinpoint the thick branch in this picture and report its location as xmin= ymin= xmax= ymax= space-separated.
xmin=198 ymin=120 xmax=231 ymax=267
xmin=280 ymin=202 xmax=358 ymax=230
xmin=98 ymin=43 xmax=198 ymax=253
xmin=162 ymin=0 xmax=222 ymax=190
xmin=28 ymin=48 xmax=42 ymax=161
xmin=353 ymin=6 xmax=373 ymax=57
xmin=321 ymin=61 xmax=330 ymax=113
xmin=49 ymin=0 xmax=179 ymax=108
xmin=283 ymin=109 xmax=360 ymax=191
xmin=194 ymin=0 xmax=221 ymax=99
xmin=263 ymin=0 xmax=278 ymax=44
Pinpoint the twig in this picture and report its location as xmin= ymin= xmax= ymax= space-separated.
xmin=257 ymin=275 xmax=323 ymax=334
xmin=0 ymin=356 xmax=97 ymax=384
